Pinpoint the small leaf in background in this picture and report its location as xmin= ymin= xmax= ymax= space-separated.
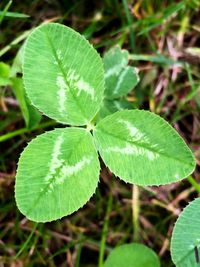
xmin=103 ymin=243 xmax=160 ymax=267
xmin=10 ymin=45 xmax=24 ymax=77
xmin=0 ymin=62 xmax=12 ymax=86
xmin=11 ymin=78 xmax=41 ymax=129
xmin=23 ymin=23 xmax=105 ymax=126
xmin=94 ymin=110 xmax=196 ymax=186
xmin=15 ymin=128 xmax=100 ymax=222
xmin=171 ymin=198 xmax=200 ymax=267
xmin=97 ymin=98 xmax=133 ymax=121
xmin=103 ymin=46 xmax=139 ymax=99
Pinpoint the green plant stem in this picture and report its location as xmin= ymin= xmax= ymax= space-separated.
xmin=98 ymin=193 xmax=113 ymax=267
xmin=14 ymin=222 xmax=38 ymax=259
xmin=75 ymin=234 xmax=83 ymax=267
xmin=0 ymin=29 xmax=31 ymax=57
xmin=188 ymin=176 xmax=200 ymax=193
xmin=132 ymin=185 xmax=140 ymax=242
xmin=0 ymin=120 xmax=57 ymax=142
xmin=122 ymin=0 xmax=135 ymax=51
xmin=183 ymin=63 xmax=200 ymax=103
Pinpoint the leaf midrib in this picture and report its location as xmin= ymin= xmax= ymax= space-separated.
xmin=25 ymin=129 xmax=88 ymax=219
xmin=44 ymin=30 xmax=88 ymax=124
xmin=176 ymin=245 xmax=198 ymax=266
xmin=96 ymin=126 xmax=192 ymax=167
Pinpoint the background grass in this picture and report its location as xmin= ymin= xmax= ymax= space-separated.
xmin=0 ymin=0 xmax=200 ymax=266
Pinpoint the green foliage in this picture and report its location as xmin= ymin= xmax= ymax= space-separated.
xmin=12 ymin=78 xmax=41 ymax=129
xmin=103 ymin=46 xmax=139 ymax=99
xmin=103 ymin=243 xmax=160 ymax=267
xmin=15 ymin=23 xmax=196 ymax=223
xmin=96 ymin=46 xmax=139 ymax=121
xmin=0 ymin=62 xmax=12 ymax=86
xmin=16 ymin=128 xmax=100 ymax=222
xmin=171 ymin=198 xmax=200 ymax=267
xmin=23 ymin=23 xmax=104 ymax=126
xmin=97 ymin=98 xmax=133 ymax=121
xmin=94 ymin=110 xmax=195 ymax=185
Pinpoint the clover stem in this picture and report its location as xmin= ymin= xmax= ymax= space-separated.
xmin=14 ymin=222 xmax=38 ymax=259
xmin=98 ymin=193 xmax=113 ymax=267
xmin=86 ymin=122 xmax=95 ymax=132
xmin=188 ymin=176 xmax=200 ymax=193
xmin=0 ymin=120 xmax=57 ymax=143
xmin=132 ymin=185 xmax=140 ymax=242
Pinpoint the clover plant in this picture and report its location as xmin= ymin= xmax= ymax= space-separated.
xmin=15 ymin=23 xmax=196 ymax=225
xmin=96 ymin=45 xmax=138 ymax=121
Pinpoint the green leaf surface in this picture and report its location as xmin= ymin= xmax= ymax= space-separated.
xmin=23 ymin=23 xmax=105 ymax=126
xmin=171 ymin=198 xmax=200 ymax=267
xmin=103 ymin=243 xmax=160 ymax=267
xmin=15 ymin=127 xmax=100 ymax=222
xmin=0 ymin=61 xmax=12 ymax=86
xmin=94 ymin=110 xmax=195 ymax=186
xmin=0 ymin=11 xmax=30 ymax=18
xmin=12 ymin=78 xmax=41 ymax=129
xmin=10 ymin=45 xmax=24 ymax=77
xmin=103 ymin=46 xmax=139 ymax=99
xmin=97 ymin=98 xmax=133 ymax=121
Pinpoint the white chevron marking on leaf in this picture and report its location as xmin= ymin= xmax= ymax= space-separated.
xmin=105 ymin=63 xmax=124 ymax=78
xmin=43 ymin=134 xmax=92 ymax=192
xmin=133 ymin=67 xmax=139 ymax=77
xmin=106 ymin=144 xmax=158 ymax=160
xmin=68 ymin=70 xmax=95 ymax=100
xmin=104 ymin=57 xmax=128 ymax=78
xmin=116 ymin=119 xmax=161 ymax=159
xmin=45 ymin=156 xmax=92 ymax=192
xmin=56 ymin=69 xmax=95 ymax=114
xmin=45 ymin=134 xmax=64 ymax=183
xmin=56 ymin=156 xmax=92 ymax=184
xmin=56 ymin=75 xmax=68 ymax=113
xmin=118 ymin=119 xmax=145 ymax=141
xmin=53 ymin=50 xmax=63 ymax=65
xmin=113 ymin=68 xmax=129 ymax=93
xmin=118 ymin=119 xmax=159 ymax=151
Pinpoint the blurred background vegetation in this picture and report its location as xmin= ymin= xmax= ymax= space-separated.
xmin=0 ymin=0 xmax=200 ymax=266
